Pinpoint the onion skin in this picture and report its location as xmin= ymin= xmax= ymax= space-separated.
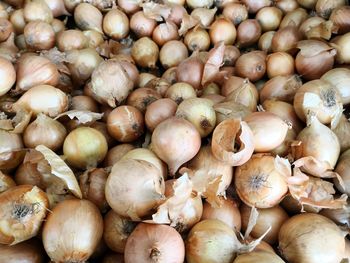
xmin=271 ymin=24 xmax=301 ymax=53
xmin=235 ymin=51 xmax=266 ymax=82
xmin=145 ymin=98 xmax=178 ymax=132
xmin=332 ymin=32 xmax=350 ymax=64
xmin=279 ymin=213 xmax=346 ymax=263
xmin=24 ymin=21 xmax=55 ymax=51
xmin=256 ymin=7 xmax=283 ymax=31
xmin=223 ymin=3 xmax=248 ymax=26
xmin=0 ymin=239 xmax=45 ymax=263
xmin=0 ymin=172 xmax=16 ymax=193
xmin=104 ymin=144 xmax=135 ymax=167
xmin=321 ymin=67 xmax=350 ymax=105
xmin=131 ymin=37 xmax=159 ymax=68
xmin=330 ymin=6 xmax=350 ymax=34
xmin=0 ymin=130 xmax=24 ymax=172
xmin=74 ymin=3 xmax=102 ymax=33
xmin=124 ymin=223 xmax=185 ymax=263
xmin=57 ymin=29 xmax=88 ymax=51
xmin=130 ymin=11 xmax=156 ymax=38
xmin=266 ymin=52 xmax=294 ymax=78
xmin=126 ymin=88 xmax=161 ymax=113
xmin=160 ymin=40 xmax=188 ymax=69
xmin=176 ymin=56 xmax=204 ymax=90
xmin=103 ymin=9 xmax=129 ymax=40
xmin=209 ymin=18 xmax=237 ymax=45
xmin=42 ymin=199 xmax=104 ymax=263
xmin=236 ymin=19 xmax=262 ymax=47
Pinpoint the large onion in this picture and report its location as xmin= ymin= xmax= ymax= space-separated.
xmin=321 ymin=67 xmax=350 ymax=105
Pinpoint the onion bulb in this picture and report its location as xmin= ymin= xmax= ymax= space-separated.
xmin=105 ymin=159 xmax=165 ymax=220
xmin=271 ymin=24 xmax=301 ymax=53
xmin=57 ymin=29 xmax=88 ymax=51
xmin=235 ymin=154 xmax=290 ymax=208
xmin=316 ymin=0 xmax=346 ymax=19
xmin=176 ymin=56 xmax=204 ymax=90
xmin=321 ymin=67 xmax=350 ymax=105
xmin=125 ymin=223 xmax=185 ymax=263
xmin=23 ymin=0 xmax=53 ymax=23
xmin=63 ymin=127 xmax=108 ymax=169
xmin=330 ymin=6 xmax=350 ymax=34
xmin=151 ymin=117 xmax=201 ymax=174
xmin=236 ymin=19 xmax=262 ymax=47
xmin=126 ymin=87 xmax=161 ymax=113
xmin=332 ymin=32 xmax=350 ymax=64
xmin=0 ymin=57 xmax=15 ymax=96
xmin=256 ymin=7 xmax=283 ymax=31
xmin=279 ymin=213 xmax=346 ymax=263
xmin=233 ymin=250 xmax=285 ymax=263
xmin=235 ymin=51 xmax=266 ymax=82
xmin=223 ymin=3 xmax=248 ymax=25
xmin=10 ymin=9 xmax=25 ymax=34
xmin=24 ymin=21 xmax=55 ymax=51
xmin=0 ymin=171 xmax=15 ymax=193
xmin=103 ymin=9 xmax=129 ymax=40
xmin=332 ymin=114 xmax=350 ymax=153
xmin=0 ymin=185 xmax=48 ymax=245
xmin=266 ymin=51 xmax=294 ymax=78
xmin=160 ymin=40 xmax=188 ymax=69
xmin=241 ymin=0 xmax=273 ymax=14
xmin=0 ymin=130 xmax=24 ymax=172
xmin=258 ymin=31 xmax=275 ymax=52
xmin=145 ymin=98 xmax=178 ymax=132
xmin=42 ymin=199 xmax=103 ymax=263
xmin=104 ymin=144 xmax=135 ymax=167
xmin=0 ymin=239 xmax=45 ymax=263
xmin=130 ymin=11 xmax=156 ymax=37
xmin=74 ymin=3 xmax=102 ymax=33
xmin=117 ymin=0 xmax=141 ymax=14
xmin=152 ymin=21 xmax=179 ymax=46
xmin=43 ymin=0 xmax=69 ymax=17
xmin=131 ymin=37 xmax=159 ymax=68
xmin=165 ymin=82 xmax=197 ymax=104
xmin=279 ymin=8 xmax=308 ymax=28
xmin=334 ymin=149 xmax=350 ymax=196
xmin=209 ymin=18 xmax=236 ymax=45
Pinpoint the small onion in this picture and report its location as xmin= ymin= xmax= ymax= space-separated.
xmin=145 ymin=98 xmax=178 ymax=132
xmin=184 ymin=27 xmax=211 ymax=52
xmin=43 ymin=0 xmax=69 ymax=17
xmin=279 ymin=213 xmax=346 ymax=263
xmin=276 ymin=0 xmax=299 ymax=13
xmin=266 ymin=51 xmax=294 ymax=78
xmin=71 ymin=95 xmax=99 ymax=112
xmin=125 ymin=223 xmax=185 ymax=263
xmin=223 ymin=45 xmax=240 ymax=66
xmin=117 ymin=0 xmax=141 ymax=14
xmin=0 ymin=130 xmax=24 ymax=172
xmin=145 ymin=77 xmax=171 ymax=96
xmin=332 ymin=32 xmax=350 ymax=64
xmin=74 ymin=3 xmax=102 ymax=33
xmin=209 ymin=18 xmax=236 ymax=45
xmin=279 ymin=7 xmax=308 ymax=28
xmin=126 ymin=88 xmax=161 ymax=113
xmin=24 ymin=21 xmax=55 ymax=51
xmin=236 ymin=19 xmax=262 ymax=47
xmin=160 ymin=40 xmax=188 ymax=69
xmin=242 ymin=0 xmax=273 ymax=14
xmin=235 ymin=51 xmax=266 ymax=82
xmin=0 ymin=239 xmax=45 ymax=263
xmin=256 ymin=7 xmax=283 ymax=31
xmin=131 ymin=37 xmax=159 ymax=68
xmin=214 ymin=101 xmax=252 ymax=124
xmin=23 ymin=0 xmax=53 ymax=23
xmin=297 ymin=0 xmax=317 ymax=9
xmin=0 ymin=18 xmax=13 ymax=42
xmin=51 ymin=18 xmax=65 ymax=34
xmin=258 ymin=31 xmax=275 ymax=53
xmin=330 ymin=6 xmax=350 ymax=34
xmin=321 ymin=67 xmax=350 ymax=105
xmin=316 ymin=0 xmax=346 ymax=19
xmin=162 ymin=67 xmax=178 ymax=84
xmin=191 ymin=7 xmax=217 ymax=27
xmin=63 ymin=0 xmax=81 ymax=13
xmin=235 ymin=154 xmax=290 ymax=208
xmin=10 ymin=9 xmax=25 ymax=34
xmin=176 ymin=57 xmax=204 ymax=90
xmin=104 ymin=144 xmax=135 ymax=167
xmin=83 ymin=30 xmax=104 ymax=48
xmin=271 ymin=24 xmax=301 ymax=53
xmin=151 ymin=117 xmax=201 ymax=174
xmin=42 ymin=199 xmax=103 ymax=263
xmin=233 ymin=250 xmax=285 ymax=263
xmin=0 ymin=57 xmax=15 ymax=96
xmin=107 ymin=105 xmax=144 ymax=142
xmin=103 ymin=9 xmax=129 ymax=40
xmin=152 ymin=21 xmax=179 ymax=46
xmin=130 ymin=11 xmax=156 ymax=37
xmin=222 ymin=3 xmax=248 ymax=25
xmin=186 ymin=0 xmax=213 ymax=8
xmin=57 ymin=29 xmax=88 ymax=51
xmin=63 ymin=127 xmax=108 ymax=169
xmin=320 ymin=201 xmax=350 ymax=227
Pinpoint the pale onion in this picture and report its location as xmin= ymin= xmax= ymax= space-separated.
xmin=293 ymin=79 xmax=343 ymax=127
xmin=186 ymin=0 xmax=213 ymax=8
xmin=276 ymin=0 xmax=299 ymax=13
xmin=233 ymin=250 xmax=285 ymax=263
xmin=0 ymin=33 xmax=18 ymax=62
xmin=43 ymin=0 xmax=69 ymax=17
xmin=176 ymin=98 xmax=216 ymax=137
xmin=332 ymin=32 xmax=350 ymax=64
xmin=176 ymin=56 xmax=204 ymax=90
xmin=126 ymin=88 xmax=161 ymax=113
xmin=42 ymin=199 xmax=103 ymax=263
xmin=0 ymin=18 xmax=13 ymax=42
xmin=223 ymin=45 xmax=240 ymax=66
xmin=0 ymin=130 xmax=24 ymax=172
xmin=117 ymin=0 xmax=141 ymax=14
xmin=330 ymin=6 xmax=350 ymax=34
xmin=105 ymin=159 xmax=165 ymax=220
xmin=51 ymin=18 xmax=65 ymax=34
xmin=316 ymin=0 xmax=346 ymax=18
xmin=321 ymin=67 xmax=350 ymax=104
xmin=74 ymin=3 xmax=102 ymax=33
xmin=235 ymin=154 xmax=290 ymax=208
xmin=151 ymin=117 xmax=201 ymax=174
xmin=145 ymin=98 xmax=178 ymax=131
xmin=0 ymin=185 xmax=49 ymax=245
xmin=334 ymin=149 xmax=350 ymax=196
xmin=235 ymin=51 xmax=266 ymax=82
xmin=0 ymin=239 xmax=45 ymax=263
xmin=125 ymin=223 xmax=185 ymax=263
xmin=152 ymin=21 xmax=179 ymax=46
xmin=223 ymin=3 xmax=248 ymax=25
xmin=13 ymin=85 xmax=68 ymax=117
xmin=24 ymin=21 xmax=55 ymax=51
xmin=320 ymin=201 xmax=350 ymax=227
xmin=130 ymin=11 xmax=156 ymax=37
xmin=0 ymin=57 xmax=15 ymax=96
xmin=245 ymin=112 xmax=289 ymax=152
xmin=241 ymin=0 xmax=273 ymax=14
xmin=297 ymin=0 xmax=317 ymax=9
xmin=332 ymin=114 xmax=350 ymax=153
xmin=56 ymin=29 xmax=88 ymax=51
xmin=10 ymin=9 xmax=25 ymax=34
xmin=256 ymin=7 xmax=283 ymax=31
xmin=266 ymin=51 xmax=294 ymax=78
xmin=83 ymin=30 xmax=104 ymax=48
xmin=103 ymin=9 xmax=129 ymax=40
xmin=209 ymin=18 xmax=236 ymax=45
xmin=160 ymin=40 xmax=188 ymax=69
xmin=23 ymin=0 xmax=53 ymax=23
xmin=63 ymin=127 xmax=108 ymax=169
xmin=131 ymin=37 xmax=159 ymax=68
xmin=279 ymin=213 xmax=346 ymax=263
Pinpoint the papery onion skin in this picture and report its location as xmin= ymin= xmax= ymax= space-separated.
xmin=42 ymin=199 xmax=104 ymax=263
xmin=152 ymin=21 xmax=179 ymax=47
xmin=242 ymin=0 xmax=273 ymax=14
xmin=279 ymin=213 xmax=346 ymax=263
xmin=279 ymin=7 xmax=308 ymax=28
xmin=258 ymin=31 xmax=275 ymax=52
xmin=271 ymin=25 xmax=301 ymax=53
xmin=130 ymin=11 xmax=156 ymax=38
xmin=74 ymin=3 xmax=102 ymax=33
xmin=24 ymin=21 xmax=55 ymax=51
xmin=321 ymin=67 xmax=350 ymax=105
xmin=0 ymin=172 xmax=16 ymax=193
xmin=330 ymin=6 xmax=350 ymax=34
xmin=0 ymin=18 xmax=13 ymax=42
xmin=151 ymin=117 xmax=201 ymax=175
xmin=235 ymin=154 xmax=289 ymax=208
xmin=126 ymin=88 xmax=161 ymax=113
xmin=23 ymin=0 xmax=53 ymax=23
xmin=145 ymin=98 xmax=178 ymax=132
xmin=223 ymin=3 xmax=248 ymax=26
xmin=0 ymin=57 xmax=15 ymax=96
xmin=176 ymin=57 xmax=204 ymax=90
xmin=124 ymin=223 xmax=185 ymax=263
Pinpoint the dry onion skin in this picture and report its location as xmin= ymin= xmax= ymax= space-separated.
xmin=0 ymin=171 xmax=16 ymax=193
xmin=334 ymin=149 xmax=350 ymax=196
xmin=279 ymin=213 xmax=346 ymax=263
xmin=42 ymin=199 xmax=104 ymax=263
xmin=0 ymin=185 xmax=49 ymax=245
xmin=0 ymin=238 xmax=45 ymax=263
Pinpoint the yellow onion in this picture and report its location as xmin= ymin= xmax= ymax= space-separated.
xmin=260 ymin=74 xmax=302 ymax=103
xmin=0 ymin=57 xmax=15 ymax=96
xmin=74 ymin=3 xmax=102 ymax=33
xmin=0 ymin=171 xmax=15 ymax=193
xmin=24 ymin=21 xmax=55 ymax=51
xmin=23 ymin=0 xmax=53 ymax=23
xmin=201 ymin=198 xmax=241 ymax=231
xmin=332 ymin=114 xmax=350 ymax=153
xmin=223 ymin=45 xmax=240 ymax=66
xmin=279 ymin=213 xmax=346 ymax=263
xmin=280 ymin=8 xmax=308 ymax=28
xmin=104 ymin=144 xmax=135 ymax=167
xmin=125 ymin=223 xmax=185 ymax=263
xmin=43 ymin=0 xmax=69 ymax=17
xmin=131 ymin=37 xmax=159 ymax=68
xmin=70 ymin=95 xmax=98 ymax=112
xmin=151 ymin=117 xmax=201 ymax=175
xmin=209 ymin=18 xmax=236 ymax=45
xmin=126 ymin=87 xmax=161 ymax=113
xmin=152 ymin=21 xmax=179 ymax=46
xmin=176 ymin=57 xmax=204 ymax=90
xmin=293 ymin=79 xmax=343 ymax=127
xmin=332 ymin=32 xmax=350 ymax=64
xmin=235 ymin=154 xmax=290 ymax=208
xmin=63 ymin=0 xmax=81 ymax=13
xmin=258 ymin=31 xmax=275 ymax=52
xmin=10 ymin=12 xmax=25 ymax=34
xmin=0 ymin=18 xmax=13 ymax=42
xmin=117 ymin=0 xmax=141 ymax=14
xmin=256 ymin=7 xmax=283 ymax=31
xmin=0 ymin=185 xmax=49 ymax=245
xmin=105 ymin=159 xmax=165 ymax=220
xmin=266 ymin=51 xmax=294 ymax=78
xmin=0 ymin=239 xmax=45 ymax=263
xmin=235 ymin=51 xmax=266 ymax=82
xmin=297 ymin=0 xmax=317 ymax=9
xmin=145 ymin=98 xmax=178 ymax=131
xmin=42 ymin=199 xmax=103 ymax=263
xmin=202 ymin=82 xmax=220 ymax=95
xmin=191 ymin=7 xmax=217 ymax=27
xmin=119 ymin=60 xmax=139 ymax=87
xmin=103 ymin=210 xmax=137 ymax=253
xmin=145 ymin=77 xmax=171 ymax=96
xmin=214 ymin=101 xmax=252 ymax=124
xmin=271 ymin=24 xmax=301 ymax=53
xmin=330 ymin=6 xmax=350 ymax=34
xmin=223 ymin=3 xmax=248 ymax=26
xmin=334 ymin=149 xmax=350 ymax=196
xmin=83 ymin=30 xmax=104 ymax=48
xmin=0 ymin=130 xmax=24 ymax=172
xmin=57 ymin=29 xmax=88 ymax=51
xmin=321 ymin=67 xmax=350 ymax=104
xmin=130 ymin=11 xmax=156 ymax=37
xmin=316 ymin=0 xmax=346 ymax=18
xmin=13 ymin=85 xmax=68 ymax=117
xmin=103 ymin=9 xmax=129 ymax=40
xmin=245 ymin=112 xmax=289 ymax=152
xmin=241 ymin=0 xmax=273 ymax=14
xmin=233 ymin=251 xmax=285 ymax=263
xmin=0 ymin=33 xmax=19 ymax=62
xmin=236 ymin=19 xmax=262 ymax=47
xmin=160 ymin=40 xmax=188 ymax=69
xmin=51 ymin=18 xmax=65 ymax=34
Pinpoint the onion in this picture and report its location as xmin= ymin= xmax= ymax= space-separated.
xmin=186 ymin=0 xmax=213 ymax=8
xmin=145 ymin=98 xmax=178 ymax=131
xmin=320 ymin=201 xmax=350 ymax=227
xmin=316 ymin=0 xmax=346 ymax=18
xmin=321 ymin=68 xmax=350 ymax=105
xmin=152 ymin=21 xmax=179 ymax=46
xmin=233 ymin=250 xmax=285 ymax=263
xmin=151 ymin=117 xmax=201 ymax=174
xmin=258 ymin=31 xmax=275 ymax=52
xmin=201 ymin=198 xmax=241 ymax=231
xmin=107 ymin=105 xmax=144 ymax=142
xmin=161 ymin=67 xmax=178 ymax=84
xmin=297 ymin=0 xmax=317 ymax=9
xmin=42 ymin=199 xmax=103 ymax=262
xmin=271 ymin=24 xmax=301 ymax=53
xmin=24 ymin=21 xmax=55 ymax=51
xmin=119 ymin=60 xmax=139 ymax=87
xmin=209 ymin=18 xmax=236 ymax=45
xmin=280 ymin=8 xmax=308 ymax=28
xmin=103 ymin=209 xmax=137 ymax=253
xmin=23 ymin=0 xmax=53 ymax=23
xmin=83 ymin=30 xmax=104 ymax=48
xmin=131 ymin=37 xmax=159 ymax=68
xmin=74 ymin=3 xmax=102 ymax=33
xmin=332 ymin=114 xmax=350 ymax=153
xmin=10 ymin=9 xmax=25 ymax=34
xmin=222 ymin=3 xmax=248 ymax=25
xmin=13 ymin=85 xmax=68 ymax=117
xmin=130 ymin=11 xmax=156 ymax=37
xmin=293 ymin=79 xmax=343 ymax=127
xmin=330 ymin=6 xmax=350 ymax=34
xmin=176 ymin=98 xmax=216 ymax=137
xmin=79 ymin=168 xmax=109 ymax=212
xmin=223 ymin=45 xmax=240 ymax=66
xmin=126 ymin=88 xmax=161 ymax=113
xmin=144 ymin=77 xmax=171 ymax=97
xmin=0 ymin=171 xmax=15 ymax=193
xmin=332 ymin=33 xmax=350 ymax=64
xmin=202 ymin=94 xmax=225 ymax=104
xmin=214 ymin=101 xmax=252 ymax=124
xmin=71 ymin=96 xmax=98 ymax=113
xmin=266 ymin=51 xmax=294 ymax=78
xmin=89 ymin=59 xmax=134 ymax=107
xmin=279 ymin=213 xmax=346 ymax=263
xmin=63 ymin=127 xmax=108 ymax=169
xmin=63 ymin=0 xmax=81 ymax=13
xmin=276 ymin=0 xmax=299 ymax=13
xmin=125 ymin=223 xmax=185 ymax=263
xmin=117 ymin=0 xmax=141 ymax=14
xmin=235 ymin=51 xmax=266 ymax=82
xmin=0 ymin=239 xmax=45 ymax=263
xmin=57 ymin=29 xmax=88 ymax=51
xmin=0 ymin=18 xmax=12 ymax=42
xmin=0 ymin=185 xmax=48 ymax=245
xmin=0 ymin=130 xmax=24 ymax=172
xmin=103 ymin=9 xmax=129 ymax=40
xmin=241 ymin=204 xmax=289 ymax=244
xmin=160 ymin=40 xmax=188 ymax=69
xmin=235 ymin=154 xmax=290 ymax=208
xmin=202 ymin=82 xmax=220 ymax=95
xmin=334 ymin=149 xmax=350 ymax=196
xmin=176 ymin=56 xmax=204 ymax=90
xmin=256 ymin=7 xmax=283 ymax=31
xmin=242 ymin=0 xmax=272 ymax=13
xmin=43 ymin=0 xmax=69 ymax=17
xmin=51 ymin=18 xmax=65 ymax=34
xmin=104 ymin=144 xmax=135 ymax=167
xmin=191 ymin=7 xmax=216 ymax=27
xmin=0 ymin=57 xmax=15 ymax=96
xmin=236 ymin=19 xmax=262 ymax=47
xmin=105 ymin=159 xmax=165 ymax=220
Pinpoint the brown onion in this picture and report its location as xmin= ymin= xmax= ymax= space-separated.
xmin=223 ymin=3 xmax=248 ymax=25
xmin=131 ymin=37 xmax=159 ymax=68
xmin=10 ymin=9 xmax=25 ymax=34
xmin=0 ymin=239 xmax=45 ymax=263
xmin=42 ymin=199 xmax=103 ymax=262
xmin=103 ymin=9 xmax=129 ymax=40
xmin=74 ymin=3 xmax=102 ymax=33
xmin=24 ymin=21 xmax=55 ymax=51
xmin=51 ymin=18 xmax=65 ymax=34
xmin=242 ymin=0 xmax=272 ymax=14
xmin=119 ymin=60 xmax=139 ymax=87
xmin=271 ymin=24 xmax=301 ymax=53
xmin=160 ymin=40 xmax=188 ymax=69
xmin=152 ymin=21 xmax=179 ymax=46
xmin=145 ymin=98 xmax=178 ymax=131
xmin=256 ymin=7 xmax=283 ymax=31
xmin=162 ymin=67 xmax=178 ymax=84
xmin=209 ymin=18 xmax=236 ymax=45
xmin=316 ymin=0 xmax=346 ymax=18
xmin=223 ymin=45 xmax=240 ymax=66
xmin=176 ymin=56 xmax=204 ymax=90
xmin=214 ymin=101 xmax=252 ymax=124
xmin=235 ymin=154 xmax=290 ymax=208
xmin=276 ymin=0 xmax=299 ymax=13
xmin=63 ymin=0 xmax=81 ymax=13
xmin=280 ymin=8 xmax=308 ymax=28
xmin=0 ymin=171 xmax=15 ymax=193
xmin=57 ymin=29 xmax=88 ymax=51
xmin=191 ymin=7 xmax=216 ymax=27
xmin=151 ymin=117 xmax=201 ymax=174
xmin=0 ymin=18 xmax=12 ymax=42
xmin=334 ymin=149 xmax=350 ymax=196
xmin=321 ymin=68 xmax=350 ymax=105
xmin=104 ymin=144 xmax=135 ymax=167
xmin=83 ymin=30 xmax=104 ymax=48
xmin=126 ymin=88 xmax=161 ymax=113
xmin=332 ymin=114 xmax=350 ymax=153
xmin=330 ymin=6 xmax=350 ymax=34
xmin=43 ymin=0 xmax=69 ymax=17
xmin=0 ymin=57 xmax=15 ymax=96
xmin=107 ymin=105 xmax=144 ymax=142
xmin=184 ymin=27 xmax=211 ymax=52
xmin=145 ymin=77 xmax=171 ymax=96
xmin=23 ymin=0 xmax=53 ymax=23
xmin=297 ymin=0 xmax=317 ymax=9
xmin=130 ymin=11 xmax=156 ymax=37
xmin=332 ymin=32 xmax=350 ymax=64
xmin=258 ymin=31 xmax=275 ymax=52
xmin=266 ymin=51 xmax=294 ymax=78
xmin=235 ymin=51 xmax=266 ymax=82
xmin=106 ymin=159 xmax=165 ymax=220
xmin=236 ymin=19 xmax=261 ymax=47
xmin=71 ymin=95 xmax=99 ymax=112
xmin=0 ymin=130 xmax=24 ymax=172
xmin=117 ymin=0 xmax=141 ymax=14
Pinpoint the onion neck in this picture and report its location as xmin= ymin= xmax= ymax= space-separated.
xmin=150 ymin=246 xmax=161 ymax=262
